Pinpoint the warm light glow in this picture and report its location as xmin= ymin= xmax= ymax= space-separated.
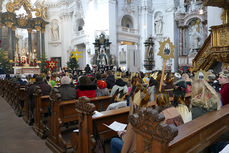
xmin=199 ymin=9 xmax=204 ymax=15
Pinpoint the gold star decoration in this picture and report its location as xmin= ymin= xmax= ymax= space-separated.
xmin=71 ymin=48 xmax=83 ymax=61
xmin=157 ymin=38 xmax=176 ymax=60
xmin=194 ymin=69 xmax=208 ymax=81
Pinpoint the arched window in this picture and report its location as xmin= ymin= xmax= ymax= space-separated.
xmin=77 ymin=18 xmax=85 ymax=31
xmin=121 ymin=15 xmax=133 ymax=28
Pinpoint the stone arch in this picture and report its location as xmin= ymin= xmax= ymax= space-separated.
xmin=183 ymin=14 xmax=205 ymax=26
xmin=121 ymin=15 xmax=133 ymax=28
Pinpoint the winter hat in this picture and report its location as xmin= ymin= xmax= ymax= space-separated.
xmin=61 ymin=76 xmax=71 ymax=85
xmin=97 ymin=80 xmax=107 ymax=89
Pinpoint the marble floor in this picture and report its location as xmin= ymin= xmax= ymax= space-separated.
xmin=0 ymin=96 xmax=52 ymax=153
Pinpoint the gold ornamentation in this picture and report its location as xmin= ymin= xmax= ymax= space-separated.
xmin=6 ymin=1 xmax=14 ymax=13
xmin=6 ymin=0 xmax=43 ymax=19
xmin=219 ymin=29 xmax=228 ymax=46
xmin=35 ymin=26 xmax=41 ymax=31
xmin=221 ymin=9 xmax=229 ymax=24
xmin=157 ymin=38 xmax=176 ymax=60
xmin=17 ymin=15 xmax=28 ymax=27
xmin=194 ymin=69 xmax=208 ymax=81
xmin=27 ymin=28 xmax=32 ymax=33
xmin=12 ymin=26 xmax=17 ymax=31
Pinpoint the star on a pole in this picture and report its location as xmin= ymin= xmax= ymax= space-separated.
xmin=72 ymin=48 xmax=83 ymax=61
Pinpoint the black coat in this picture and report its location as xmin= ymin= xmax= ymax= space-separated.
xmin=106 ymin=75 xmax=115 ymax=89
xmin=58 ymin=84 xmax=77 ymax=100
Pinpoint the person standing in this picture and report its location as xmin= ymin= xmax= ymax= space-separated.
xmin=218 ymin=70 xmax=229 ymax=106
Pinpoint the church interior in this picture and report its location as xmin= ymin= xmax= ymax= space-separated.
xmin=0 ymin=0 xmax=229 ymax=153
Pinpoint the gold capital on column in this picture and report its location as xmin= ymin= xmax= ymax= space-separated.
xmin=41 ymin=29 xmax=45 ymax=33
xmin=35 ymin=26 xmax=41 ymax=31
xmin=12 ymin=26 xmax=17 ymax=31
xmin=27 ymin=28 xmax=32 ymax=33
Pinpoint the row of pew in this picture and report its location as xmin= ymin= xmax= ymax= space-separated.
xmin=1 ymin=78 xmax=229 ymax=153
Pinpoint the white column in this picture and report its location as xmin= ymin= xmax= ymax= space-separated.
xmin=109 ymin=0 xmax=118 ymax=64
xmin=60 ymin=12 xmax=72 ymax=67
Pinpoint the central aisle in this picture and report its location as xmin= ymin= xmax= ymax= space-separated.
xmin=0 ymin=96 xmax=52 ymax=153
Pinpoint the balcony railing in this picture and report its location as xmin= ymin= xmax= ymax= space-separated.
xmin=118 ymin=26 xmax=138 ymax=35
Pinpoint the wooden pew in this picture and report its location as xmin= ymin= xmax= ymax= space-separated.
xmin=3 ymin=79 xmax=9 ymax=100
xmin=32 ymin=86 xmax=50 ymax=138
xmin=87 ymin=95 xmax=113 ymax=111
xmin=21 ymin=85 xmax=30 ymax=123
xmin=129 ymin=105 xmax=229 ymax=153
xmin=46 ymin=88 xmax=79 ymax=153
xmin=74 ymin=97 xmax=130 ymax=153
xmin=12 ymin=84 xmax=22 ymax=116
xmin=0 ymin=79 xmax=4 ymax=96
xmin=46 ymin=89 xmax=115 ymax=153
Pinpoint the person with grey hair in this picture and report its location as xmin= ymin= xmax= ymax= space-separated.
xmin=58 ymin=76 xmax=77 ymax=100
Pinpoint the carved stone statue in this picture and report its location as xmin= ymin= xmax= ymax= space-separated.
xmin=50 ymin=20 xmax=59 ymax=41
xmin=155 ymin=14 xmax=163 ymax=35
xmin=99 ymin=48 xmax=107 ymax=65
xmin=119 ymin=48 xmax=126 ymax=64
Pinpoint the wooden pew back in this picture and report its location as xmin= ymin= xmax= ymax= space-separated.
xmin=74 ymin=97 xmax=129 ymax=153
xmin=129 ymin=105 xmax=229 ymax=153
xmin=33 ymin=86 xmax=50 ymax=138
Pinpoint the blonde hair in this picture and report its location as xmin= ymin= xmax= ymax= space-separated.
xmin=191 ymin=79 xmax=221 ymax=110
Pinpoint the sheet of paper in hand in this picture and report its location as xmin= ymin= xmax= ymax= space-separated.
xmin=103 ymin=121 xmax=127 ymax=132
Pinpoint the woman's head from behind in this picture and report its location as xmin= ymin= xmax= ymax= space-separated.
xmin=192 ymin=79 xmax=220 ymax=110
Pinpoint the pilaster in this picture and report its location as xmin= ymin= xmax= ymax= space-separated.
xmin=28 ymin=29 xmax=32 ymax=53
xmin=41 ymin=29 xmax=46 ymax=58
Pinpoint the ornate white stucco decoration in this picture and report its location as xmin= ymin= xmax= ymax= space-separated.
xmin=122 ymin=0 xmax=136 ymax=15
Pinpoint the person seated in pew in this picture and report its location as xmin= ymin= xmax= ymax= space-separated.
xmin=191 ymin=79 xmax=221 ymax=120
xmin=110 ymin=78 xmax=128 ymax=96
xmin=172 ymin=78 xmax=192 ymax=123
xmin=96 ymin=80 xmax=109 ymax=96
xmin=77 ymin=75 xmax=97 ymax=98
xmin=106 ymin=70 xmax=115 ymax=89
xmin=58 ymin=76 xmax=77 ymax=100
xmin=218 ymin=70 xmax=229 ymax=106
xmin=28 ymin=76 xmax=51 ymax=125
xmin=110 ymin=86 xmax=184 ymax=153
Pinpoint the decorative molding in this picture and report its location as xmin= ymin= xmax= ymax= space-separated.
xmin=48 ymin=41 xmax=62 ymax=47
xmin=33 ymin=86 xmax=42 ymax=96
xmin=75 ymin=97 xmax=95 ymax=114
xmin=129 ymin=107 xmax=178 ymax=142
xmin=49 ymin=88 xmax=62 ymax=103
xmin=45 ymin=0 xmax=75 ymax=8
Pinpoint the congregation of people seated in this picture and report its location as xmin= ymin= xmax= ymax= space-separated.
xmin=2 ymin=66 xmax=229 ymax=153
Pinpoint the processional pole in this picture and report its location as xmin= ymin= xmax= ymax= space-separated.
xmin=157 ymin=38 xmax=176 ymax=93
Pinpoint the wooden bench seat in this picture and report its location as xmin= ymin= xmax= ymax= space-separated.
xmin=46 ymin=88 xmax=114 ymax=153
xmin=73 ymin=97 xmax=130 ymax=153
xmin=129 ymin=104 xmax=229 ymax=153
xmin=33 ymin=86 xmax=50 ymax=138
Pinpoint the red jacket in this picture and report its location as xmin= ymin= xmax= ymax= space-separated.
xmin=220 ymin=83 xmax=229 ymax=106
xmin=77 ymin=84 xmax=97 ymax=98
